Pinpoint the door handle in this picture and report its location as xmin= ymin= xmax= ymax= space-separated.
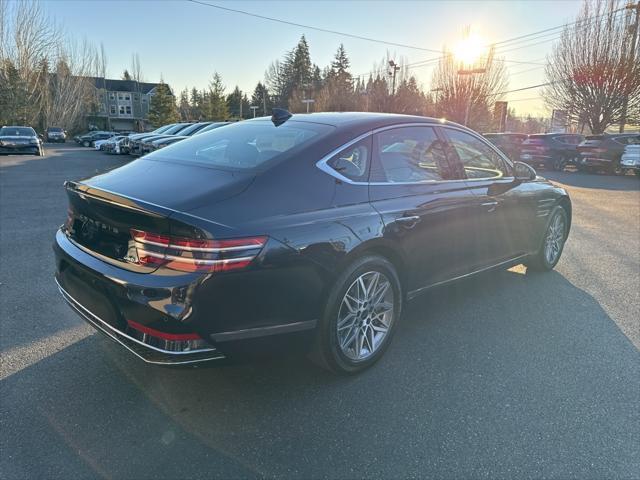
xmin=481 ymin=201 xmax=498 ymax=212
xmin=395 ymin=215 xmax=421 ymax=228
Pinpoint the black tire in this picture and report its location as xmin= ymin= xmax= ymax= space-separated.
xmin=310 ymin=255 xmax=402 ymax=374
xmin=526 ymin=205 xmax=568 ymax=272
xmin=82 ymin=140 xmax=90 ymax=147
xmin=609 ymin=159 xmax=623 ymax=176
xmin=552 ymin=156 xmax=567 ymax=171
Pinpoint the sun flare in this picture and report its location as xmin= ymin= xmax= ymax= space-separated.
xmin=453 ymin=31 xmax=486 ymax=66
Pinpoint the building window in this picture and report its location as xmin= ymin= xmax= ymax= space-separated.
xmin=110 ymin=105 xmax=117 ymax=115
xmin=124 ymin=94 xmax=131 ymax=101
xmin=142 ymin=97 xmax=147 ymax=103
xmin=125 ymin=106 xmax=132 ymax=115
xmin=119 ymin=106 xmax=125 ymax=115
xmin=109 ymin=92 xmax=115 ymax=101
xmin=134 ymin=94 xmax=139 ymax=101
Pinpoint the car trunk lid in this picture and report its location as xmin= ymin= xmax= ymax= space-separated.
xmin=64 ymin=159 xmax=254 ymax=272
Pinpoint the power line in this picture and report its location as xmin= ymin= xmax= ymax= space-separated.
xmin=186 ymin=0 xmax=442 ymax=53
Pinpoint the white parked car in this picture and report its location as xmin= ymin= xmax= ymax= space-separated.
xmin=93 ymin=138 xmax=112 ymax=150
xmin=620 ymin=143 xmax=640 ymax=176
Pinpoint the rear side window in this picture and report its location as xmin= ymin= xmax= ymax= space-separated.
xmin=615 ymin=135 xmax=640 ymax=145
xmin=151 ymin=120 xmax=334 ymax=170
xmin=444 ymin=128 xmax=510 ymax=179
xmin=327 ymin=138 xmax=371 ymax=182
xmin=372 ymin=126 xmax=454 ymax=182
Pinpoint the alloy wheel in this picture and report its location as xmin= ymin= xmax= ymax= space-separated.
xmin=336 ymin=271 xmax=394 ymax=361
xmin=544 ymin=213 xmax=565 ymax=265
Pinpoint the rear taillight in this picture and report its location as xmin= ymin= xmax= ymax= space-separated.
xmin=130 ymin=229 xmax=267 ymax=273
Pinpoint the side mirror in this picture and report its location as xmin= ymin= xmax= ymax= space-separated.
xmin=514 ymin=161 xmax=536 ymax=181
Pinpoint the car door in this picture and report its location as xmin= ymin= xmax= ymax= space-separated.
xmin=440 ymin=126 xmax=532 ymax=268
xmin=367 ymin=125 xmax=478 ymax=293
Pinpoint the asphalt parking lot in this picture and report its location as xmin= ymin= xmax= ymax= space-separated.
xmin=1 ymin=144 xmax=639 ymax=479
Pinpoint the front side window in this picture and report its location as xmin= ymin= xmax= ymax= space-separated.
xmin=372 ymin=126 xmax=454 ymax=182
xmin=444 ymin=128 xmax=510 ymax=179
xmin=326 ymin=138 xmax=371 ymax=182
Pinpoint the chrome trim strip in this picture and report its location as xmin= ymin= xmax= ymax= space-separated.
xmin=55 ymin=278 xmax=224 ymax=365
xmin=407 ymin=254 xmax=529 ymax=300
xmin=210 ymin=319 xmax=318 ymax=342
xmin=315 ymin=122 xmax=516 ymax=186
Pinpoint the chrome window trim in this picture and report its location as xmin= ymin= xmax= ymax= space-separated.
xmin=315 ymin=122 xmax=516 ymax=186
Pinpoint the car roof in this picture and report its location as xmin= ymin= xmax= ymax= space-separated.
xmin=247 ymin=112 xmax=452 ymax=130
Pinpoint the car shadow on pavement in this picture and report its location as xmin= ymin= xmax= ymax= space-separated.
xmin=2 ymin=268 xmax=639 ymax=479
xmin=543 ymin=170 xmax=640 ymax=191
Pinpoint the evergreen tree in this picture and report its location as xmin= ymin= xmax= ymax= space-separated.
xmin=291 ymin=35 xmax=312 ymax=93
xmin=324 ymin=44 xmax=355 ymax=111
xmin=251 ymin=82 xmax=271 ymax=117
xmin=226 ymin=86 xmax=245 ymax=119
xmin=122 ymin=69 xmax=132 ymax=81
xmin=148 ymin=81 xmax=179 ymax=126
xmin=208 ymin=72 xmax=228 ymax=120
xmin=178 ymin=88 xmax=191 ymax=120
xmin=190 ymin=87 xmax=202 ymax=119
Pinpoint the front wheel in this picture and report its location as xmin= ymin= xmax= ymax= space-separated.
xmin=526 ymin=206 xmax=568 ymax=271
xmin=552 ymin=156 xmax=567 ymax=171
xmin=609 ymin=160 xmax=623 ymax=176
xmin=310 ymin=255 xmax=402 ymax=374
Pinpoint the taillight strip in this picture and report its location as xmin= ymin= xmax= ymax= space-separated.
xmin=133 ymin=239 xmax=259 ymax=252
xmin=138 ymin=249 xmax=254 ymax=266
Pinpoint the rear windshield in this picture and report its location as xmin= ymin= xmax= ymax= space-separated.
xmin=585 ymin=135 xmax=605 ymax=140
xmin=48 ymin=127 xmax=63 ymax=132
xmin=0 ymin=127 xmax=36 ymax=136
xmin=150 ymin=120 xmax=334 ymax=170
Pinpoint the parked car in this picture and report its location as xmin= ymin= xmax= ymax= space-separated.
xmin=130 ymin=123 xmax=193 ymax=156
xmin=519 ymin=133 xmax=584 ymax=171
xmin=46 ymin=127 xmax=67 ymax=143
xmin=96 ymin=136 xmax=126 ymax=152
xmin=77 ymin=131 xmax=115 ymax=148
xmin=576 ymin=133 xmax=640 ymax=175
xmin=620 ymin=139 xmax=640 ymax=176
xmin=0 ymin=126 xmax=44 ymax=156
xmin=482 ymin=133 xmax=528 ymax=161
xmin=54 ymin=111 xmax=571 ymax=373
xmin=148 ymin=122 xmax=214 ymax=152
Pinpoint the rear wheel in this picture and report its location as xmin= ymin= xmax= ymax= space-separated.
xmin=552 ymin=155 xmax=567 ymax=171
xmin=310 ymin=255 xmax=402 ymax=374
xmin=609 ymin=160 xmax=623 ymax=176
xmin=82 ymin=140 xmax=90 ymax=147
xmin=526 ymin=206 xmax=568 ymax=272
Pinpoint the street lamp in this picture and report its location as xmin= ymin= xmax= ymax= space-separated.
xmin=302 ymin=98 xmax=315 ymax=113
xmin=388 ymin=60 xmax=400 ymax=95
xmin=250 ymin=105 xmax=259 ymax=118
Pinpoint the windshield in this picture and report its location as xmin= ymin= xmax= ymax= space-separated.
xmin=150 ymin=120 xmax=334 ymax=170
xmin=177 ymin=123 xmax=211 ymax=136
xmin=48 ymin=127 xmax=63 ymax=133
xmin=162 ymin=123 xmax=193 ymax=135
xmin=0 ymin=127 xmax=36 ymax=137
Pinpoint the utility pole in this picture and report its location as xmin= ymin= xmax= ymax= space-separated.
xmin=619 ymin=1 xmax=639 ymax=132
xmin=388 ymin=60 xmax=400 ymax=95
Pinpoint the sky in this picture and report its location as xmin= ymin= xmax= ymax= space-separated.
xmin=40 ymin=0 xmax=584 ymax=117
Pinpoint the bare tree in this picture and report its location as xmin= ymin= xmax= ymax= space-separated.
xmin=431 ymin=47 xmax=508 ymax=130
xmin=544 ymin=0 xmax=640 ymax=133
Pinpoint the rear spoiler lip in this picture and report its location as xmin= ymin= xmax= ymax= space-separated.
xmin=63 ymin=180 xmax=234 ymax=230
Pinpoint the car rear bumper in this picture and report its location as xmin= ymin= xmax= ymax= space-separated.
xmin=578 ymin=156 xmax=612 ymax=167
xmin=53 ymin=229 xmax=319 ymax=364
xmin=56 ymin=278 xmax=225 ymax=365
